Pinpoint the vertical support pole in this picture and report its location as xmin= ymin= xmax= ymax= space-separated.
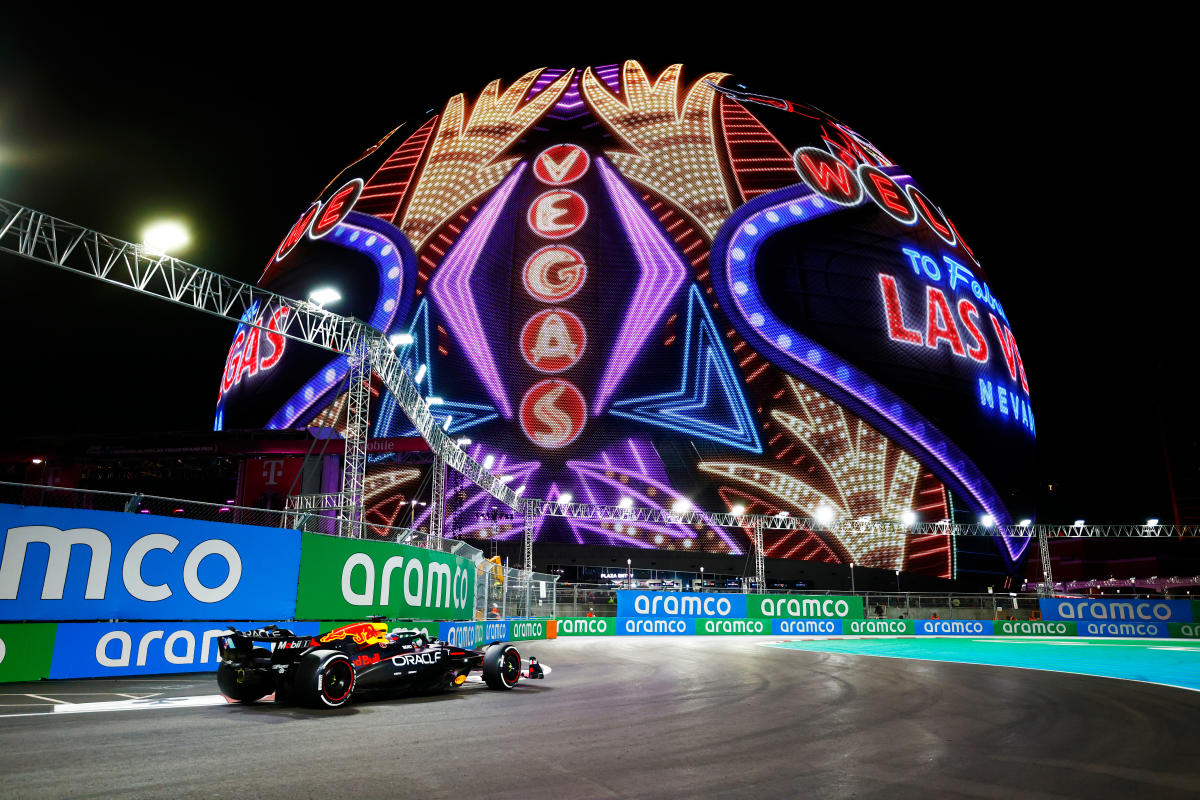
xmin=523 ymin=499 xmax=536 ymax=618
xmin=430 ymin=453 xmax=445 ymax=552
xmin=339 ymin=336 xmax=371 ymax=538
xmin=1038 ymin=526 xmax=1054 ymax=596
xmin=752 ymin=519 xmax=765 ymax=594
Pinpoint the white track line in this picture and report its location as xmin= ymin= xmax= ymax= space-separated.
xmin=0 ymin=695 xmax=228 ymax=719
xmin=24 ymin=694 xmax=68 ymax=705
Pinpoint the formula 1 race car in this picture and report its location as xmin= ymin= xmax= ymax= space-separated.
xmin=216 ymin=621 xmax=532 ymax=709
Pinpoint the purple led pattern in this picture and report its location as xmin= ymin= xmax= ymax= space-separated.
xmin=592 ymin=157 xmax=688 ymax=414
xmin=565 ymin=438 xmax=743 ymax=553
xmin=428 ymin=163 xmax=527 ymax=419
xmin=712 ymin=179 xmax=1028 ymax=563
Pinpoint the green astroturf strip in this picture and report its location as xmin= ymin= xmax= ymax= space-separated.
xmin=769 ymin=638 xmax=1200 ymax=692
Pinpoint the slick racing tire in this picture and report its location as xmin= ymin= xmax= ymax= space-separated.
xmin=482 ymin=643 xmax=522 ymax=690
xmin=296 ymin=650 xmax=356 ymax=708
xmin=217 ymin=647 xmax=272 ymax=703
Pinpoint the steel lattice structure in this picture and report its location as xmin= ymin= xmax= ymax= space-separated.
xmin=3 ymin=197 xmax=1195 ymax=595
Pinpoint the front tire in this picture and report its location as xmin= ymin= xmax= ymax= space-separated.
xmin=296 ymin=650 xmax=356 ymax=708
xmin=482 ymin=644 xmax=521 ymax=690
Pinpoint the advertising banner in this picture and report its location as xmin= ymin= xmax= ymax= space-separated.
xmin=916 ymin=620 xmax=993 ymax=636
xmin=296 ymin=533 xmax=474 ymax=621
xmin=1075 ymin=621 xmax=1169 ymax=638
xmin=616 ymin=617 xmax=695 ymax=635
xmin=772 ymin=619 xmax=843 ymax=636
xmin=0 ymin=622 xmax=57 ymax=682
xmin=748 ymin=594 xmax=863 ymax=619
xmin=994 ymin=620 xmax=1076 ymax=636
xmin=844 ymin=619 xmax=915 ymax=635
xmin=0 ymin=504 xmax=300 ymax=621
xmin=438 ymin=621 xmax=510 ymax=649
xmin=617 ymin=591 xmax=746 ymax=618
xmin=49 ymin=620 xmax=319 ymax=678
xmin=1169 ymin=623 xmax=1200 ymax=639
xmin=556 ymin=617 xmax=617 ymax=636
xmin=508 ymin=619 xmax=555 ymax=641
xmin=696 ymin=618 xmax=769 ymax=635
xmin=1039 ymin=598 xmax=1194 ymax=623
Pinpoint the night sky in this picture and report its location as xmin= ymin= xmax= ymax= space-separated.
xmin=0 ymin=21 xmax=1188 ymax=525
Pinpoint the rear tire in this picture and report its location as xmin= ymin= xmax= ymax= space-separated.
xmin=217 ymin=647 xmax=272 ymax=703
xmin=295 ymin=650 xmax=355 ymax=708
xmin=482 ymin=644 xmax=521 ymax=690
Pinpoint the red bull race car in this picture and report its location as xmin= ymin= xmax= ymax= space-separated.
xmin=217 ymin=621 xmax=541 ymax=709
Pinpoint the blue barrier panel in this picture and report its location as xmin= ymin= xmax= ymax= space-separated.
xmin=916 ymin=620 xmax=994 ymax=636
xmin=49 ymin=620 xmax=319 ymax=678
xmin=616 ymin=617 xmax=695 ymax=635
xmin=1039 ymin=598 xmax=1193 ymax=623
xmin=772 ymin=619 xmax=843 ymax=636
xmin=438 ymin=620 xmax=509 ymax=649
xmin=0 ymin=504 xmax=301 ymax=621
xmin=617 ymin=590 xmax=746 ymax=618
xmin=1076 ymin=621 xmax=1170 ymax=638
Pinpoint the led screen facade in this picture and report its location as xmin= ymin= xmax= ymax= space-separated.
xmin=215 ymin=63 xmax=1035 ymax=577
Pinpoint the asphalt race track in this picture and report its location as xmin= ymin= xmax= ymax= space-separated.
xmin=2 ymin=637 xmax=1199 ymax=799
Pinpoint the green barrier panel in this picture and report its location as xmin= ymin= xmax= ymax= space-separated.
xmin=1193 ymin=601 xmax=1200 ymax=623
xmin=508 ymin=619 xmax=554 ymax=641
xmin=296 ymin=533 xmax=474 ymax=620
xmin=748 ymin=594 xmax=864 ymax=619
xmin=994 ymin=620 xmax=1077 ymax=636
xmin=1169 ymin=622 xmax=1200 ymax=639
xmin=696 ymin=618 xmax=770 ymax=635
xmin=0 ymin=623 xmax=58 ymax=682
xmin=556 ymin=617 xmax=617 ymax=636
xmin=844 ymin=619 xmax=915 ymax=635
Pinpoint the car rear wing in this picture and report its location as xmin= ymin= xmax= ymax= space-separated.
xmin=217 ymin=626 xmax=313 ymax=660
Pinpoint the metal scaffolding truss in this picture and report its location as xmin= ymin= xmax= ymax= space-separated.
xmin=521 ymin=499 xmax=1195 ymax=538
xmin=0 ymin=198 xmax=522 ymax=515
xmin=339 ymin=341 xmax=371 ymax=538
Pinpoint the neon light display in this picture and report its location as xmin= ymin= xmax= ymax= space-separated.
xmin=217 ymin=61 xmax=1038 ymax=577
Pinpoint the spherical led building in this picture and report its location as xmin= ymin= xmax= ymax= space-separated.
xmin=215 ymin=62 xmax=1035 ymax=579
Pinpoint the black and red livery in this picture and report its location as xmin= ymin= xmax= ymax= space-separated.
xmin=217 ymin=621 xmax=524 ymax=709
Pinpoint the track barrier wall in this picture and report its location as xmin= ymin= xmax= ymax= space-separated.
xmin=4 ymin=507 xmax=1199 ymax=682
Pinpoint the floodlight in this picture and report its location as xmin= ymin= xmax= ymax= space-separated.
xmin=142 ymin=219 xmax=190 ymax=254
xmin=308 ymin=287 xmax=341 ymax=307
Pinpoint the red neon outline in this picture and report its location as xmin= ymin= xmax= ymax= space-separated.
xmin=878 ymin=274 xmax=922 ymax=345
xmin=518 ymin=378 xmax=587 ymax=449
xmin=527 ymin=189 xmax=589 ymax=239
xmin=533 ymin=144 xmax=591 ymax=186
xmin=519 ymin=308 xmax=587 ymax=373
xmin=310 ymin=179 xmax=364 ymax=240
xmin=259 ymin=307 xmax=289 ymax=370
xmin=957 ymin=299 xmax=989 ymax=363
xmin=522 ymin=244 xmax=587 ymax=303
xmin=925 ymin=287 xmax=966 ymax=356
xmin=906 ymin=186 xmax=956 ymax=245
